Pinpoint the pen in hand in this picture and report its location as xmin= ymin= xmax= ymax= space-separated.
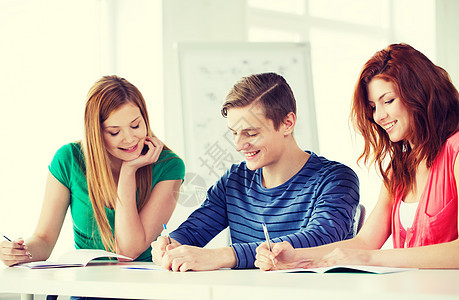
xmin=262 ymin=223 xmax=276 ymax=268
xmin=1 ymin=233 xmax=32 ymax=258
xmin=162 ymin=224 xmax=172 ymax=245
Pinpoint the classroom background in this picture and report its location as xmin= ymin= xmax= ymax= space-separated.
xmin=1 ymin=0 xmax=458 ymax=260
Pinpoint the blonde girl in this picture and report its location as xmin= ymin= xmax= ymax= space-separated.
xmin=0 ymin=75 xmax=185 ymax=266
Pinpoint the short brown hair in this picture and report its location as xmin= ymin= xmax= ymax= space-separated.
xmin=221 ymin=73 xmax=296 ymax=130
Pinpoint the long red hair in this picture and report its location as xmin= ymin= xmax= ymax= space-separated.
xmin=351 ymin=43 xmax=459 ymax=199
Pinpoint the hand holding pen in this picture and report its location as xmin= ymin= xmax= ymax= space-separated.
xmin=0 ymin=233 xmax=32 ymax=267
xmin=151 ymin=224 xmax=180 ymax=266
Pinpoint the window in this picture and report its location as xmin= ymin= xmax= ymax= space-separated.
xmin=1 ymin=0 xmax=110 ymax=258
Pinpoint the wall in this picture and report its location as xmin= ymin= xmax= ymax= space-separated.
xmin=162 ymin=0 xmax=247 ymax=233
xmin=162 ymin=0 xmax=247 ymax=158
xmin=436 ymin=0 xmax=459 ymax=86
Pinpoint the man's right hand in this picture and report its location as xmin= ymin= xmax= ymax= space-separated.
xmin=151 ymin=236 xmax=181 ymax=266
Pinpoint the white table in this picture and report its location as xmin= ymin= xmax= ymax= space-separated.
xmin=1 ymin=262 xmax=459 ymax=300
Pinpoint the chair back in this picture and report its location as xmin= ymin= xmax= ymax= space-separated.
xmin=353 ymin=204 xmax=366 ymax=235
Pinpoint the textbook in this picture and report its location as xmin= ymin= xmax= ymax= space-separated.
xmin=15 ymin=249 xmax=132 ymax=269
xmin=269 ymin=265 xmax=416 ymax=274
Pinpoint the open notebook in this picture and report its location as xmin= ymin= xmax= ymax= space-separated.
xmin=268 ymin=265 xmax=416 ymax=274
xmin=15 ymin=249 xmax=132 ymax=269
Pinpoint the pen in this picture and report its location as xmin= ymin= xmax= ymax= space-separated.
xmin=262 ymin=223 xmax=276 ymax=267
xmin=1 ymin=233 xmax=12 ymax=242
xmin=162 ymin=224 xmax=172 ymax=245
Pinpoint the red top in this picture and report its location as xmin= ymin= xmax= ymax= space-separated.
xmin=392 ymin=131 xmax=459 ymax=248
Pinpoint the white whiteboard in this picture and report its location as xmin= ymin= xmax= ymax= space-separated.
xmin=178 ymin=42 xmax=318 ymax=187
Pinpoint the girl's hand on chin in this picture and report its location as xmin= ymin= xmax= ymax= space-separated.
xmin=123 ymin=136 xmax=164 ymax=171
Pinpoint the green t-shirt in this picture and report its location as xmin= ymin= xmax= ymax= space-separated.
xmin=48 ymin=142 xmax=185 ymax=261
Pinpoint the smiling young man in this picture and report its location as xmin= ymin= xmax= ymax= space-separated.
xmin=151 ymin=72 xmax=360 ymax=271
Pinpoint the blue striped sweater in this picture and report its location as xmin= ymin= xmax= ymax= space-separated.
xmin=170 ymin=151 xmax=360 ymax=269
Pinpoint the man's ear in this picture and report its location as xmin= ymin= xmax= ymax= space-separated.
xmin=281 ymin=112 xmax=296 ymax=136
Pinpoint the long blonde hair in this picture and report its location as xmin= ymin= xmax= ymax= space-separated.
xmin=83 ymin=75 xmax=156 ymax=251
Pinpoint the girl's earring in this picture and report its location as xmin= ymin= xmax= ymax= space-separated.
xmin=402 ymin=142 xmax=409 ymax=153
